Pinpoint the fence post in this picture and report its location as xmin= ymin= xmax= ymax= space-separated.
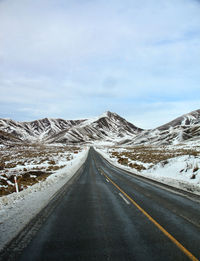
xmin=14 ymin=176 xmax=19 ymax=193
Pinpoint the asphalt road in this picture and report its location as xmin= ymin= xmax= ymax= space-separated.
xmin=1 ymin=148 xmax=200 ymax=261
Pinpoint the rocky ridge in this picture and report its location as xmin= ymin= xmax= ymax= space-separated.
xmin=0 ymin=109 xmax=200 ymax=146
xmin=0 ymin=111 xmax=142 ymax=145
xmin=123 ymin=109 xmax=200 ymax=146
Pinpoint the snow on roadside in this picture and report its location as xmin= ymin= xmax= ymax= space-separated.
xmin=95 ymin=147 xmax=200 ymax=196
xmin=0 ymin=147 xmax=89 ymax=251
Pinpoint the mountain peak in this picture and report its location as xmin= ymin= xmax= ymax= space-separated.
xmin=100 ymin=111 xmax=116 ymax=118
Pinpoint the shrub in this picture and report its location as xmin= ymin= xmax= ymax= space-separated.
xmin=5 ymin=162 xmax=17 ymax=168
xmin=48 ymin=160 xmax=56 ymax=165
xmin=118 ymin=157 xmax=128 ymax=165
xmin=0 ymin=162 xmax=5 ymax=170
xmin=193 ymin=166 xmax=199 ymax=173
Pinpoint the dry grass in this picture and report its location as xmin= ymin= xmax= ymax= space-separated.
xmin=109 ymin=145 xmax=200 ymax=171
xmin=0 ymin=171 xmax=52 ymax=196
xmin=0 ymin=144 xmax=82 ymax=196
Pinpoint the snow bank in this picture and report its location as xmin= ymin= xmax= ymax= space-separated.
xmin=0 ymin=147 xmax=89 ymax=251
xmin=95 ymin=147 xmax=200 ymax=196
xmin=142 ymin=155 xmax=200 ymax=194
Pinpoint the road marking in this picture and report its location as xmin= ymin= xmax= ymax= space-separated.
xmin=119 ymin=193 xmax=130 ymax=205
xmin=103 ymin=172 xmax=198 ymax=261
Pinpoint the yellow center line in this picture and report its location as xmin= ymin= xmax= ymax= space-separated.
xmin=103 ymin=172 xmax=198 ymax=261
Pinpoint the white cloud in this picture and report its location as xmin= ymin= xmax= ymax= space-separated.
xmin=0 ymin=0 xmax=200 ymax=127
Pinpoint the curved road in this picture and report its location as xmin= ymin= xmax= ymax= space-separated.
xmin=1 ymin=148 xmax=200 ymax=261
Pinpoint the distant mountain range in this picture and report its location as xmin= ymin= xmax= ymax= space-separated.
xmin=0 ymin=109 xmax=200 ymax=146
xmin=121 ymin=109 xmax=200 ymax=146
xmin=0 ymin=111 xmax=142 ymax=145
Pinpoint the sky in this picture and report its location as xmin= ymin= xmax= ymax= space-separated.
xmin=0 ymin=0 xmax=200 ymax=129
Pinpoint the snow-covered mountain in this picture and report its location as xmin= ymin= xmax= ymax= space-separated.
xmin=46 ymin=111 xmax=142 ymax=144
xmin=124 ymin=109 xmax=200 ymax=146
xmin=0 ymin=112 xmax=142 ymax=145
xmin=0 ymin=118 xmax=85 ymax=143
xmin=157 ymin=109 xmax=200 ymax=131
xmin=1 ymin=109 xmax=200 ymax=146
xmin=0 ymin=129 xmax=22 ymax=144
